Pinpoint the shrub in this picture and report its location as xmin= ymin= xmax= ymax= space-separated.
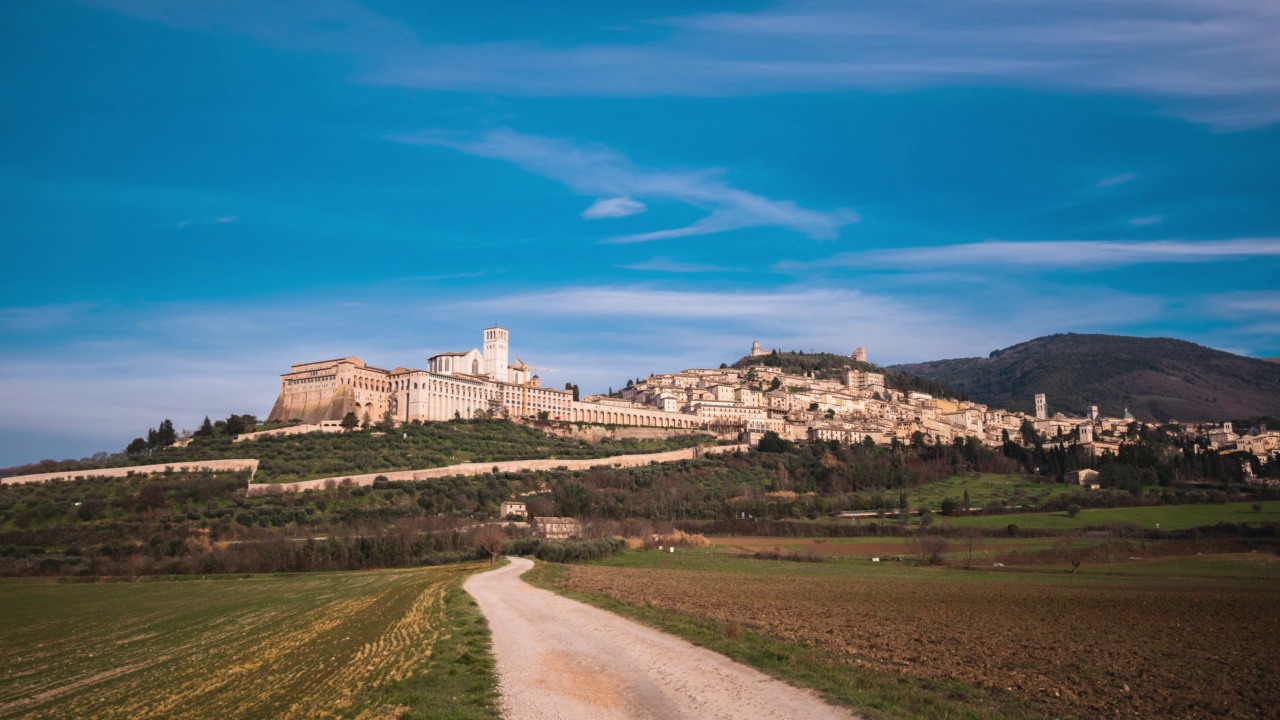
xmin=531 ymin=538 xmax=625 ymax=563
xmin=1066 ymin=504 xmax=1082 ymax=518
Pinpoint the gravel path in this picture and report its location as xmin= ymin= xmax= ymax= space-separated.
xmin=464 ymin=557 xmax=858 ymax=720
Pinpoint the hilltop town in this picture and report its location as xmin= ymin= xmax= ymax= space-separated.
xmin=264 ymin=327 xmax=1278 ymax=472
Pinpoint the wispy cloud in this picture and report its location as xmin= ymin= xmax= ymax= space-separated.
xmin=215 ymin=215 xmax=239 ymax=223
xmin=1128 ymin=215 xmax=1163 ymax=226
xmin=393 ymin=128 xmax=857 ymax=242
xmin=581 ymin=196 xmax=646 ymax=219
xmin=620 ymin=257 xmax=743 ymax=273
xmin=1097 ymin=172 xmax=1137 ymax=188
xmin=786 ymin=238 xmax=1280 ymax=271
xmin=96 ymin=0 xmax=1280 ymax=128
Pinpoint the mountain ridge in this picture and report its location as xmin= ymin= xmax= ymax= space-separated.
xmin=890 ymin=333 xmax=1280 ymax=422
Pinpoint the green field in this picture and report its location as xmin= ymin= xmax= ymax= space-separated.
xmin=940 ymin=500 xmax=1280 ymax=530
xmin=0 ymin=565 xmax=497 ymax=719
xmin=906 ymin=472 xmax=1081 ymax=510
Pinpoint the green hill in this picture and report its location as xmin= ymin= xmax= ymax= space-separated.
xmin=890 ymin=333 xmax=1280 ymax=422
xmin=731 ymin=351 xmax=962 ymax=400
xmin=2 ymin=421 xmax=710 ymax=483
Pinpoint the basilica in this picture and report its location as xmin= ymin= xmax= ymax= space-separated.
xmin=266 ymin=327 xmax=575 ymax=425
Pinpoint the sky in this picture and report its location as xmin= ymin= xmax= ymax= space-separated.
xmin=2 ymin=0 xmax=1279 ymax=465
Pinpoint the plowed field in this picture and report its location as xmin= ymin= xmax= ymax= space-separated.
xmin=0 ymin=565 xmax=480 ymax=719
xmin=562 ymin=559 xmax=1280 ymax=719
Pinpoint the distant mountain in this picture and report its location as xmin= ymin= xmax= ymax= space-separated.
xmin=890 ymin=333 xmax=1280 ymax=423
xmin=731 ymin=350 xmax=962 ymax=400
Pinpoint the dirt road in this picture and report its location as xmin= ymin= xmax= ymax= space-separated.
xmin=464 ymin=557 xmax=857 ymax=720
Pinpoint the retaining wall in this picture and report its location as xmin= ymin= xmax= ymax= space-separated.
xmin=246 ymin=444 xmax=748 ymax=496
xmin=1 ymin=459 xmax=260 ymax=485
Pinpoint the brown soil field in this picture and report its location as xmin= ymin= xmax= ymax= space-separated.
xmin=562 ymin=563 xmax=1280 ymax=719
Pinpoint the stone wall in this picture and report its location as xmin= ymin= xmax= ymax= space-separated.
xmin=245 ymin=444 xmax=748 ymax=496
xmin=234 ymin=423 xmax=345 ymax=442
xmin=1 ymin=459 xmax=260 ymax=485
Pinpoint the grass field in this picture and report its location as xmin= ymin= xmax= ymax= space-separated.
xmin=906 ymin=472 xmax=1080 ymax=510
xmin=533 ymin=549 xmax=1280 ymax=720
xmin=940 ymin=499 xmax=1280 ymax=530
xmin=0 ymin=565 xmax=498 ymax=719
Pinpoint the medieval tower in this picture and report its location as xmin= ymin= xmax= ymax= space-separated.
xmin=484 ymin=326 xmax=509 ymax=381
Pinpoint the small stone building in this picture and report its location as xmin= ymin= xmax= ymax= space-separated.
xmin=500 ymin=500 xmax=527 ymax=519
xmin=531 ymin=516 xmax=582 ymax=540
xmin=1065 ymin=468 xmax=1100 ymax=486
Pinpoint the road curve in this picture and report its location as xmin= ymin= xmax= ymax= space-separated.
xmin=464 ymin=557 xmax=858 ymax=720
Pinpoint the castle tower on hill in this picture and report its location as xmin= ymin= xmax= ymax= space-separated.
xmin=1035 ymin=393 xmax=1047 ymax=420
xmin=852 ymin=347 xmax=867 ymax=363
xmin=750 ymin=340 xmax=769 ymax=357
xmin=484 ymin=327 xmax=509 ymax=381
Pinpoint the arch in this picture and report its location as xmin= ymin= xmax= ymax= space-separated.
xmin=472 ymin=359 xmax=481 ymax=375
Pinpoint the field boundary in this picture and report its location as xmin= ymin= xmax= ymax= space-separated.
xmin=245 ymin=444 xmax=748 ymax=495
xmin=1 ymin=459 xmax=260 ymax=486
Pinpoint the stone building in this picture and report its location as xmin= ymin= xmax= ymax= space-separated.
xmin=531 ymin=516 xmax=582 ymax=540
xmin=267 ymin=327 xmax=572 ymax=424
xmin=500 ymin=500 xmax=527 ymax=519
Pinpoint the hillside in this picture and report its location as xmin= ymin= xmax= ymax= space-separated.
xmin=890 ymin=333 xmax=1280 ymax=422
xmin=1 ymin=421 xmax=709 ymax=483
xmin=731 ymin=351 xmax=962 ymax=400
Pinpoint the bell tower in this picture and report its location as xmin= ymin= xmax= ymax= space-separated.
xmin=483 ymin=326 xmax=509 ymax=381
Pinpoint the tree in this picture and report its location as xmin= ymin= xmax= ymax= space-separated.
xmin=571 ymin=384 xmax=580 ymax=402
xmin=155 ymin=419 xmax=176 ymax=448
xmin=769 ymin=377 xmax=782 ymax=391
xmin=757 ymin=431 xmax=793 ymax=453
xmin=962 ymin=488 xmax=970 ymax=515
xmin=911 ymin=535 xmax=949 ymax=565
xmin=126 ymin=437 xmax=147 ymax=455
xmin=195 ymin=416 xmax=215 ymax=438
xmin=225 ymin=414 xmax=248 ymax=437
xmin=958 ymin=528 xmax=983 ymax=569
xmin=361 ymin=410 xmax=373 ymax=429
xmin=719 ymin=362 xmax=728 ymax=369
xmin=940 ymin=497 xmax=958 ymax=516
xmin=1020 ymin=420 xmax=1040 ymax=447
xmin=375 ymin=409 xmax=396 ymax=433
xmin=472 ymin=526 xmax=508 ymax=566
xmin=340 ymin=412 xmax=359 ymax=430
xmin=1066 ymin=504 xmax=1082 ymax=517
xmin=1053 ymin=537 xmax=1088 ymax=573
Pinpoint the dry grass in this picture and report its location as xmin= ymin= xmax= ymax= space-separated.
xmin=658 ymin=529 xmax=710 ymax=548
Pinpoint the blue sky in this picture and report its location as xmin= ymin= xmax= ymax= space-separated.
xmin=2 ymin=0 xmax=1279 ymax=464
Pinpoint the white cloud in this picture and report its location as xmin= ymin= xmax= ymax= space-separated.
xmin=620 ymin=257 xmax=743 ymax=273
xmin=1128 ymin=215 xmax=1163 ymax=226
xmin=581 ymin=196 xmax=646 ymax=219
xmin=97 ymin=1 xmax=1280 ymax=127
xmin=1097 ymin=173 xmax=1137 ymax=188
xmin=787 ymin=238 xmax=1280 ymax=271
xmin=215 ymin=215 xmax=239 ymax=223
xmin=394 ymin=128 xmax=857 ymax=242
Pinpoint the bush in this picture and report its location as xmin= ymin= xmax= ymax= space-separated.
xmin=529 ymin=538 xmax=625 ymax=563
xmin=1066 ymin=504 xmax=1082 ymax=518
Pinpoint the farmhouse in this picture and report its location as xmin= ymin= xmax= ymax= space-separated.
xmin=500 ymin=500 xmax=527 ymax=519
xmin=1065 ymin=468 xmax=1100 ymax=486
xmin=531 ymin=516 xmax=582 ymax=540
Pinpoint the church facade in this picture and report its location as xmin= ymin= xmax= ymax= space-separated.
xmin=266 ymin=327 xmax=572 ymax=425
